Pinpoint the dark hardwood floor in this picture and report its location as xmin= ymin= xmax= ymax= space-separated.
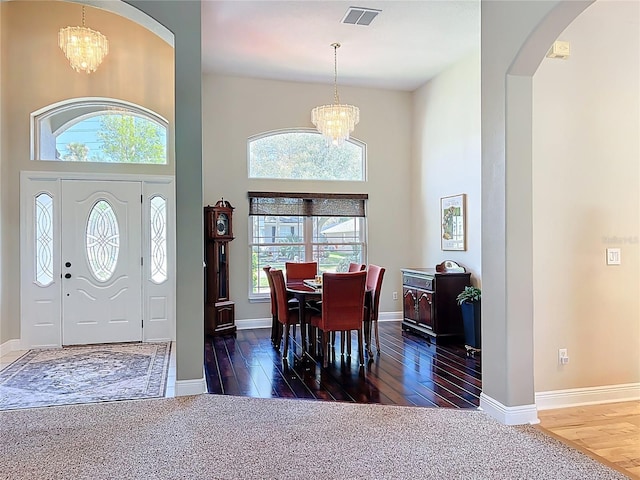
xmin=204 ymin=321 xmax=481 ymax=408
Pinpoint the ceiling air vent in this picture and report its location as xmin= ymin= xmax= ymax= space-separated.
xmin=342 ymin=7 xmax=381 ymax=26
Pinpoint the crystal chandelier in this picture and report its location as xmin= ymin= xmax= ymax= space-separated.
xmin=311 ymin=43 xmax=360 ymax=146
xmin=59 ymin=5 xmax=109 ymax=74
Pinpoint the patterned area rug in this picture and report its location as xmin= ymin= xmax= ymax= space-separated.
xmin=0 ymin=342 xmax=170 ymax=410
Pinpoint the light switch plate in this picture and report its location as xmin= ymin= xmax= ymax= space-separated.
xmin=606 ymin=248 xmax=621 ymax=265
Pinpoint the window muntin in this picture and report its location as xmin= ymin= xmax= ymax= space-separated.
xmin=250 ymin=215 xmax=366 ymax=297
xmin=35 ymin=193 xmax=54 ymax=286
xmin=248 ymin=130 xmax=365 ymax=181
xmin=150 ymin=195 xmax=168 ymax=284
xmin=33 ymin=99 xmax=168 ymax=164
xmin=249 ymin=192 xmax=367 ymax=297
xmin=86 ymin=200 xmax=120 ymax=282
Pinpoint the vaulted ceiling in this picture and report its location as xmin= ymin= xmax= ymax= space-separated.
xmin=201 ymin=1 xmax=480 ymax=92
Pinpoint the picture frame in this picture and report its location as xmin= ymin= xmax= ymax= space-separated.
xmin=440 ymin=194 xmax=466 ymax=251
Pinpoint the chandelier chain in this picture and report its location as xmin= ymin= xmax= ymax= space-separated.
xmin=82 ymin=5 xmax=86 ymax=27
xmin=333 ymin=43 xmax=340 ymax=104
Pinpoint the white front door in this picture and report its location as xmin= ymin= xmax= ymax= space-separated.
xmin=61 ymin=180 xmax=142 ymax=345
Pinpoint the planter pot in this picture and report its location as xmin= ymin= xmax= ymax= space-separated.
xmin=461 ymin=300 xmax=481 ymax=350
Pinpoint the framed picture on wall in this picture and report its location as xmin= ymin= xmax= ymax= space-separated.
xmin=441 ymin=194 xmax=466 ymax=251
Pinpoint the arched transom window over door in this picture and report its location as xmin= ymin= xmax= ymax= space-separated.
xmin=32 ymin=98 xmax=168 ymax=165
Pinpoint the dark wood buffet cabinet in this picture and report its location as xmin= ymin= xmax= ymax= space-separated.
xmin=401 ymin=268 xmax=471 ymax=342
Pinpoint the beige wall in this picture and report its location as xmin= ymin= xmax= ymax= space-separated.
xmin=533 ymin=0 xmax=640 ymax=392
xmin=0 ymin=1 xmax=174 ymax=343
xmin=412 ymin=51 xmax=481 ymax=282
xmin=202 ymin=74 xmax=412 ymax=321
xmin=0 ymin=3 xmax=5 ymax=342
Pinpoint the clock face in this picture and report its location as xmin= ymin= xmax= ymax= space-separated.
xmin=216 ymin=213 xmax=229 ymax=236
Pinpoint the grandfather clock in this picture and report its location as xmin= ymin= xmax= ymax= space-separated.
xmin=204 ymin=199 xmax=236 ymax=336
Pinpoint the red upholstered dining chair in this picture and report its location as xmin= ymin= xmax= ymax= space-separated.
xmin=269 ymin=269 xmax=300 ymax=357
xmin=335 ymin=259 xmax=364 ymax=351
xmin=284 ymin=261 xmax=320 ymax=316
xmin=284 ymin=261 xmax=317 ymax=283
xmin=335 ymin=264 xmax=366 ymax=354
xmin=365 ymin=264 xmax=386 ymax=354
xmin=309 ymin=271 xmax=367 ymax=367
xmin=263 ymin=266 xmax=282 ymax=346
xmin=331 ymin=263 xmax=365 ymax=350
xmin=348 ymin=262 xmax=366 ymax=272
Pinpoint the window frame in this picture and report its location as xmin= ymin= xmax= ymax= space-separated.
xmin=248 ymin=192 xmax=368 ymax=300
xmin=31 ymin=97 xmax=169 ymax=164
xmin=247 ymin=128 xmax=367 ymax=182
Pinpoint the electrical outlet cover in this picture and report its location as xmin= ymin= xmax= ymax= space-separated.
xmin=607 ymin=248 xmax=621 ymax=265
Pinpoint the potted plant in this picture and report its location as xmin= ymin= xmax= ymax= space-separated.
xmin=456 ymin=286 xmax=481 ymax=353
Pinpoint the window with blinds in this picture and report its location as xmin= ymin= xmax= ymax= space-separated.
xmin=248 ymin=192 xmax=368 ymax=298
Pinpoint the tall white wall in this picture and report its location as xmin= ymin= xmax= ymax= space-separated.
xmin=202 ymin=74 xmax=412 ymax=321
xmin=533 ymin=0 xmax=640 ymax=394
xmin=412 ymin=51 xmax=481 ymax=282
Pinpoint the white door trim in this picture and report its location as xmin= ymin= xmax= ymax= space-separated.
xmin=20 ymin=171 xmax=176 ymax=349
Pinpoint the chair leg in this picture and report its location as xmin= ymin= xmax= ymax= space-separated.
xmin=331 ymin=331 xmax=336 ymax=347
xmin=292 ymin=324 xmax=297 ymax=352
xmin=322 ymin=331 xmax=329 ymax=368
xmin=347 ymin=333 xmax=352 ymax=357
xmin=357 ymin=328 xmax=364 ymax=366
xmin=276 ymin=321 xmax=283 ymax=348
xmin=340 ymin=332 xmax=345 ymax=355
xmin=374 ymin=319 xmax=380 ymax=354
xmin=271 ymin=315 xmax=277 ymax=344
xmin=363 ymin=311 xmax=372 ymax=354
xmin=309 ymin=324 xmax=322 ymax=356
xmin=283 ymin=323 xmax=290 ymax=358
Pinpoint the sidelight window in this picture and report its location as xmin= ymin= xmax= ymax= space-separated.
xmin=150 ymin=195 xmax=168 ymax=284
xmin=35 ymin=193 xmax=54 ymax=286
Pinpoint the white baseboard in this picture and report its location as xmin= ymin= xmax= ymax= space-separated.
xmin=236 ymin=313 xmax=402 ymax=331
xmin=0 ymin=339 xmax=23 ymax=356
xmin=174 ymin=377 xmax=207 ymax=396
xmin=479 ymin=392 xmax=540 ymax=425
xmin=237 ymin=317 xmax=271 ymax=330
xmin=536 ymin=383 xmax=640 ymax=411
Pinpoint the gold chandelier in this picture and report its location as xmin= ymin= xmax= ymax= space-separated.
xmin=59 ymin=5 xmax=109 ymax=74
xmin=311 ymin=43 xmax=360 ymax=146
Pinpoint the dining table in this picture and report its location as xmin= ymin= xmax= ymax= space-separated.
xmin=285 ymin=279 xmax=374 ymax=360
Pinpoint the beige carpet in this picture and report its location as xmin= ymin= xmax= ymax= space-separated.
xmin=0 ymin=394 xmax=629 ymax=480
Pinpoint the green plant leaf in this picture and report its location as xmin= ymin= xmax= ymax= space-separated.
xmin=456 ymin=286 xmax=481 ymax=305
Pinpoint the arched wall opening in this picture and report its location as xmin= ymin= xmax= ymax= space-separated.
xmin=480 ymin=0 xmax=593 ymax=425
xmin=531 ymin=2 xmax=640 ymax=407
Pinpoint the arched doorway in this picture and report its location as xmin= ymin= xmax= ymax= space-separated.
xmin=479 ymin=0 xmax=593 ymax=425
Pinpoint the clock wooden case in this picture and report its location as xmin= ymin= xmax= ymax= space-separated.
xmin=204 ymin=199 xmax=236 ymax=337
